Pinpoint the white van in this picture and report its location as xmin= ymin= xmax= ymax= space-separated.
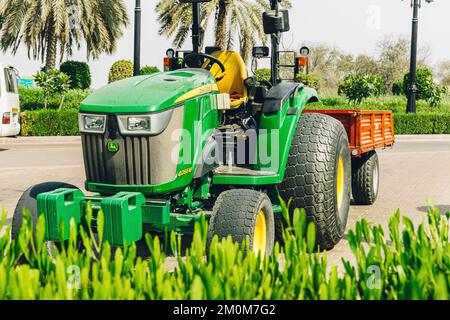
xmin=0 ymin=63 xmax=20 ymax=137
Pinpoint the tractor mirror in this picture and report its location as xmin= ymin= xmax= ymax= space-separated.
xmin=252 ymin=47 xmax=270 ymax=58
xmin=263 ymin=9 xmax=290 ymax=34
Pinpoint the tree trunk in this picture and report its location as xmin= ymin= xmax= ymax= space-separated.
xmin=215 ymin=0 xmax=228 ymax=50
xmin=59 ymin=95 xmax=65 ymax=110
xmin=240 ymin=32 xmax=250 ymax=63
xmin=44 ymin=14 xmax=57 ymax=71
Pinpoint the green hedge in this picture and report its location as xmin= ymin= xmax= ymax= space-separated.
xmin=19 ymin=110 xmax=450 ymax=136
xmin=394 ymin=113 xmax=450 ymax=135
xmin=19 ymin=102 xmax=450 ymax=136
xmin=19 ymin=87 xmax=90 ymax=111
xmin=21 ymin=109 xmax=79 ymax=136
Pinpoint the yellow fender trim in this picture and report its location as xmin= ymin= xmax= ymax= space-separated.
xmin=175 ymin=84 xmax=219 ymax=104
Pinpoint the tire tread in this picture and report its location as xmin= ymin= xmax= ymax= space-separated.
xmin=278 ymin=113 xmax=350 ymax=249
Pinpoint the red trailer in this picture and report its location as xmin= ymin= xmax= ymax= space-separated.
xmin=304 ymin=110 xmax=395 ymax=157
xmin=304 ymin=109 xmax=395 ymax=205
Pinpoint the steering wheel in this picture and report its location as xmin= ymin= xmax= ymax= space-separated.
xmin=183 ymin=53 xmax=226 ymax=81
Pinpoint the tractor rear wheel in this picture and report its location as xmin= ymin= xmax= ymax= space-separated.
xmin=207 ymin=189 xmax=275 ymax=257
xmin=277 ymin=113 xmax=351 ymax=250
xmin=351 ymin=151 xmax=379 ymax=205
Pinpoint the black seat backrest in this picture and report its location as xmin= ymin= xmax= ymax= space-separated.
xmin=262 ymin=83 xmax=302 ymax=114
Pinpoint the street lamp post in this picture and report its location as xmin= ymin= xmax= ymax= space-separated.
xmin=133 ymin=0 xmax=142 ymax=76
xmin=406 ymin=0 xmax=433 ymax=114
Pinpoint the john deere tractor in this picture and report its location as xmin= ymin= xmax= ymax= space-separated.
xmin=12 ymin=0 xmax=351 ymax=255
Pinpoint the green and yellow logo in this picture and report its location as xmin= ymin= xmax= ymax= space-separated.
xmin=107 ymin=141 xmax=120 ymax=153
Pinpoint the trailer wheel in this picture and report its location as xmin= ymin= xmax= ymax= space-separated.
xmin=351 ymin=151 xmax=379 ymax=205
xmin=278 ymin=113 xmax=351 ymax=250
xmin=207 ymin=189 xmax=275 ymax=257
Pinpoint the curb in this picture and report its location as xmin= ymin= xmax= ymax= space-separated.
xmin=0 ymin=136 xmax=81 ymax=145
xmin=395 ymin=135 xmax=450 ymax=142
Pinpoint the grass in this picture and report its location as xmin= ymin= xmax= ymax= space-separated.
xmin=0 ymin=200 xmax=449 ymax=300
xmin=308 ymin=95 xmax=450 ymax=114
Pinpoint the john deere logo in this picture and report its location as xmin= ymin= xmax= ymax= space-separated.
xmin=107 ymin=141 xmax=119 ymax=153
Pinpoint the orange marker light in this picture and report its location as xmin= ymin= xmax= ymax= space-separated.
xmin=298 ymin=56 xmax=308 ymax=68
xmin=164 ymin=57 xmax=171 ymax=71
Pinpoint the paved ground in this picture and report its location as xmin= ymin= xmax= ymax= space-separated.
xmin=1 ymin=135 xmax=450 ymax=266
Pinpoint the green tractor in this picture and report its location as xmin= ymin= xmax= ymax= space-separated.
xmin=12 ymin=0 xmax=352 ymax=256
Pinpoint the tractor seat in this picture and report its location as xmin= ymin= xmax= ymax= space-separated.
xmin=207 ymin=51 xmax=248 ymax=108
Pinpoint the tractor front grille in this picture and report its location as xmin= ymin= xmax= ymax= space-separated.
xmin=81 ymin=107 xmax=184 ymax=186
xmin=82 ymin=133 xmax=154 ymax=185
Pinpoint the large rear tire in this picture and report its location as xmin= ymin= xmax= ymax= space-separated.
xmin=277 ymin=113 xmax=351 ymax=250
xmin=351 ymin=151 xmax=379 ymax=205
xmin=207 ymin=189 xmax=275 ymax=257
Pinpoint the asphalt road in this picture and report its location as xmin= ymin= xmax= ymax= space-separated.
xmin=1 ymin=136 xmax=450 ymax=266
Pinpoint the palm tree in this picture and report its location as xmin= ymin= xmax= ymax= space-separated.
xmin=0 ymin=0 xmax=128 ymax=70
xmin=157 ymin=0 xmax=284 ymax=62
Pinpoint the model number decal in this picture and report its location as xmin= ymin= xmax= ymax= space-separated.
xmin=178 ymin=168 xmax=193 ymax=177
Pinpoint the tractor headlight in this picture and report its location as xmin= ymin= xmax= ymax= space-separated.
xmin=79 ymin=114 xmax=106 ymax=133
xmin=117 ymin=108 xmax=175 ymax=136
xmin=127 ymin=116 xmax=151 ymax=131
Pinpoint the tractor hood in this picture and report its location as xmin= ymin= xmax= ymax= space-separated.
xmin=80 ymin=69 xmax=217 ymax=114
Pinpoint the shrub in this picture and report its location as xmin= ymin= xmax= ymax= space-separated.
xmin=34 ymin=69 xmax=71 ymax=109
xmin=394 ymin=113 xmax=450 ymax=134
xmin=296 ymin=73 xmax=321 ymax=92
xmin=19 ymin=87 xmax=90 ymax=111
xmin=429 ymin=86 xmax=449 ymax=107
xmin=392 ymin=80 xmax=404 ymax=96
xmin=403 ymin=68 xmax=435 ymax=101
xmin=369 ymin=75 xmax=386 ymax=96
xmin=254 ymin=69 xmax=271 ymax=83
xmin=0 ymin=202 xmax=449 ymax=300
xmin=20 ymin=109 xmax=79 ymax=136
xmin=108 ymin=60 xmax=134 ymax=83
xmin=60 ymin=61 xmax=92 ymax=89
xmin=139 ymin=65 xmax=160 ymax=75
xmin=402 ymin=67 xmax=448 ymax=106
xmin=339 ymin=74 xmax=385 ymax=104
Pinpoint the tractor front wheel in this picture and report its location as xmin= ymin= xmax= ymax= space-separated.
xmin=207 ymin=189 xmax=275 ymax=257
xmin=277 ymin=113 xmax=351 ymax=250
xmin=11 ymin=182 xmax=80 ymax=258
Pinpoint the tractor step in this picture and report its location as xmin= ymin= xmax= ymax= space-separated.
xmin=214 ymin=165 xmax=276 ymax=177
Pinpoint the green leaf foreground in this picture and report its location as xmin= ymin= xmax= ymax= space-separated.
xmin=0 ymin=203 xmax=449 ymax=300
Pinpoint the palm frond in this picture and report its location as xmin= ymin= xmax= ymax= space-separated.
xmin=0 ymin=0 xmax=128 ymax=68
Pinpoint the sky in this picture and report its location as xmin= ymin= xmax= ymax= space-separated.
xmin=0 ymin=0 xmax=449 ymax=88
